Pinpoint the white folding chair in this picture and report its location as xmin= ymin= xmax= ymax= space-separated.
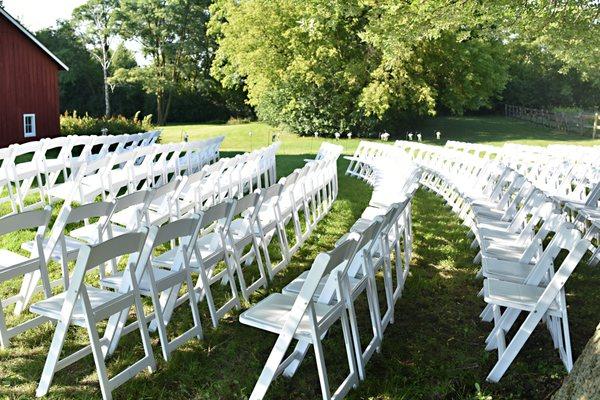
xmin=283 ymin=218 xmax=387 ymax=380
xmin=39 ymin=136 xmax=73 ymax=197
xmin=0 ymin=207 xmax=52 ymax=348
xmin=31 ymin=230 xmax=156 ymax=400
xmin=47 ymin=154 xmax=110 ymax=204
xmin=226 ymin=191 xmax=269 ymax=301
xmin=69 ymin=190 xmax=150 ymax=251
xmin=240 ymin=239 xmax=360 ymax=400
xmin=154 ymin=200 xmax=240 ymax=328
xmin=100 ymin=216 xmax=204 ymax=361
xmin=21 ymin=200 xmax=116 ymax=290
xmin=0 ymin=146 xmax=17 ymax=213
xmin=254 ymin=183 xmax=291 ymax=278
xmin=482 ymin=231 xmax=591 ymax=382
xmin=6 ymin=141 xmax=47 ymax=211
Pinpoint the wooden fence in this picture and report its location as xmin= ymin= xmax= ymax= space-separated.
xmin=504 ymin=104 xmax=600 ymax=138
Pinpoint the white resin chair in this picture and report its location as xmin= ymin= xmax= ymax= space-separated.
xmin=226 ymin=191 xmax=269 ymax=301
xmin=240 ymin=238 xmax=360 ymax=400
xmin=31 ymin=230 xmax=157 ymax=400
xmin=0 ymin=207 xmax=52 ymax=348
xmin=6 ymin=141 xmax=47 ymax=211
xmin=154 ymin=200 xmax=240 ymax=328
xmin=483 ymin=231 xmax=591 ymax=382
xmin=283 ymin=218 xmax=387 ymax=380
xmin=21 ymin=200 xmax=116 ymax=289
xmin=70 ymin=189 xmax=151 ymax=245
xmin=101 ymin=216 xmax=204 ymax=361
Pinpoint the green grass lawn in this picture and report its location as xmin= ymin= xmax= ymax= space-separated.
xmin=160 ymin=115 xmax=600 ymax=153
xmin=0 ymin=116 xmax=599 ymax=399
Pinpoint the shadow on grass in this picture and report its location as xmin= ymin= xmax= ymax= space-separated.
xmin=404 ymin=116 xmax=600 ymax=146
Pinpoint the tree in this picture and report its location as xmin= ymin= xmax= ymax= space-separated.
xmin=552 ymin=323 xmax=600 ymax=400
xmin=36 ymin=21 xmax=105 ymax=115
xmin=209 ymin=0 xmax=599 ymax=136
xmin=113 ymin=0 xmax=211 ymax=125
xmin=73 ymin=0 xmax=120 ymax=117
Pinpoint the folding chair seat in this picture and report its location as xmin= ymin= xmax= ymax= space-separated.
xmin=240 ymin=239 xmax=360 ymax=400
xmin=0 ymin=207 xmax=52 ymax=348
xmin=100 ymin=217 xmax=203 ymax=361
xmin=478 ymin=211 xmax=565 ymax=267
xmin=226 ymin=191 xmax=269 ymax=301
xmin=32 ymin=231 xmax=156 ymax=400
xmin=154 ymin=200 xmax=240 ymax=328
xmin=482 ymin=233 xmax=591 ymax=382
xmin=474 ymin=193 xmax=551 ymax=244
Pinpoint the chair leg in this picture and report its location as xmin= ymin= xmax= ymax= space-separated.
xmin=487 ymin=309 xmax=545 ymax=382
xmin=185 ymin=272 xmax=204 ymax=341
xmin=0 ymin=304 xmax=10 ymax=349
xmin=311 ymin=331 xmax=332 ymax=400
xmin=84 ymin=315 xmax=113 ymax=400
xmin=282 ymin=340 xmax=311 ymax=378
xmin=150 ymin=289 xmax=171 ymax=361
xmin=36 ymin=319 xmax=70 ymax=397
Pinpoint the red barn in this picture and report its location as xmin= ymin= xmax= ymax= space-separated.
xmin=0 ymin=7 xmax=68 ymax=147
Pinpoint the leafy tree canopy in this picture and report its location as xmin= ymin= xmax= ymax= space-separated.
xmin=209 ymin=0 xmax=599 ymax=136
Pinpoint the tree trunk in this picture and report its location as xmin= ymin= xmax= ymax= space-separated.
xmin=156 ymin=91 xmax=166 ymax=126
xmin=102 ymin=38 xmax=111 ymax=117
xmin=103 ymin=66 xmax=110 ymax=117
xmin=552 ymin=323 xmax=600 ymax=400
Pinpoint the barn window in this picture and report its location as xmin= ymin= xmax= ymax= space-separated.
xmin=23 ymin=114 xmax=36 ymax=138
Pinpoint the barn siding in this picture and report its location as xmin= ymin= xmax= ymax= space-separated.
xmin=0 ymin=13 xmax=62 ymax=147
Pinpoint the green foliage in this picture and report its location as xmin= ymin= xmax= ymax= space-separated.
xmin=111 ymin=0 xmax=213 ymax=125
xmin=60 ymin=111 xmax=154 ymax=136
xmin=209 ymin=0 xmax=598 ymax=137
xmin=72 ymin=0 xmax=121 ymax=117
xmin=36 ymin=22 xmax=105 ymax=115
xmin=502 ymin=45 xmax=600 ymax=110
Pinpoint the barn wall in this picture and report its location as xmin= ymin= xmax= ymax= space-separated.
xmin=0 ymin=13 xmax=61 ymax=147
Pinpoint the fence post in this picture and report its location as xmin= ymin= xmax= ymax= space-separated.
xmin=594 ymin=112 xmax=599 ymax=139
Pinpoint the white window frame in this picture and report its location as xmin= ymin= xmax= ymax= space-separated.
xmin=23 ymin=114 xmax=36 ymax=138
